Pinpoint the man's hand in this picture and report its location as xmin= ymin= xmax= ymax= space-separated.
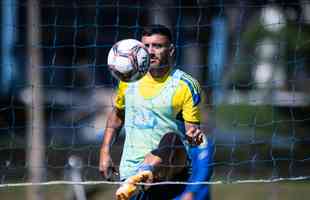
xmin=180 ymin=192 xmax=194 ymax=200
xmin=99 ymin=150 xmax=115 ymax=180
xmin=185 ymin=126 xmax=204 ymax=145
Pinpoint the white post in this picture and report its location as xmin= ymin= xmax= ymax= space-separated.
xmin=26 ymin=0 xmax=45 ymax=200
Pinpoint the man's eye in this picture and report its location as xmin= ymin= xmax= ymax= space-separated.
xmin=153 ymin=44 xmax=163 ymax=49
xmin=144 ymin=44 xmax=166 ymax=49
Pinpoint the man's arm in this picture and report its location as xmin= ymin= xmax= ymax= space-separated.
xmin=178 ymin=73 xmax=204 ymax=145
xmin=99 ymin=107 xmax=124 ymax=178
xmin=178 ymin=137 xmax=214 ymax=200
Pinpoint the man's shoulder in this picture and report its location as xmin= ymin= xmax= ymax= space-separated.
xmin=177 ymin=70 xmax=201 ymax=94
xmin=116 ymin=81 xmax=130 ymax=96
xmin=174 ymin=69 xmax=201 ymax=106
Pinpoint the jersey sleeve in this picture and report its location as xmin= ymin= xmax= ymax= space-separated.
xmin=114 ymin=81 xmax=128 ymax=110
xmin=174 ymin=73 xmax=202 ymax=123
xmin=183 ymin=141 xmax=214 ymax=194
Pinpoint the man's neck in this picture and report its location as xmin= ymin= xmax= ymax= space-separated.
xmin=148 ymin=66 xmax=171 ymax=79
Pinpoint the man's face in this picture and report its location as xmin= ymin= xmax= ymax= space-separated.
xmin=141 ymin=34 xmax=173 ymax=68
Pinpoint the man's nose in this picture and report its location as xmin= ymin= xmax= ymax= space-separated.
xmin=147 ymin=45 xmax=155 ymax=54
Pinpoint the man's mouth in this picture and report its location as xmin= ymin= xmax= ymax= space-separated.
xmin=150 ymin=57 xmax=157 ymax=62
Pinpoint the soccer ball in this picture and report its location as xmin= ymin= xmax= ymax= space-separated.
xmin=107 ymin=39 xmax=150 ymax=82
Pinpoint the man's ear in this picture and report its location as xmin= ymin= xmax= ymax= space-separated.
xmin=169 ymin=44 xmax=175 ymax=57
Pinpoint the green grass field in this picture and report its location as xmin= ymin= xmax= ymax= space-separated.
xmin=212 ymin=181 xmax=310 ymax=200
xmin=0 ymin=181 xmax=309 ymax=200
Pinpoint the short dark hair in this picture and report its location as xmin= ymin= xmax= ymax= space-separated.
xmin=141 ymin=24 xmax=172 ymax=42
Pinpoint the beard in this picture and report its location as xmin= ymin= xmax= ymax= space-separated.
xmin=149 ymin=56 xmax=170 ymax=69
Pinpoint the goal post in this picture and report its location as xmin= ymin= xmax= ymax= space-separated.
xmin=26 ymin=0 xmax=45 ymax=200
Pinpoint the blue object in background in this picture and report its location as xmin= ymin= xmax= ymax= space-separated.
xmin=208 ymin=16 xmax=228 ymax=105
xmin=1 ymin=0 xmax=16 ymax=95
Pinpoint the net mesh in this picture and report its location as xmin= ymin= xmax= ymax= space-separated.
xmin=1 ymin=0 xmax=310 ymax=189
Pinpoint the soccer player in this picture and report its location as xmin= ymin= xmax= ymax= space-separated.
xmin=99 ymin=24 xmax=213 ymax=200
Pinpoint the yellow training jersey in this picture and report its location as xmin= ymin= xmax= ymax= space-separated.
xmin=114 ymin=68 xmax=202 ymax=123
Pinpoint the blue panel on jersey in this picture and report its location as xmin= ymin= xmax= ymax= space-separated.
xmin=180 ymin=76 xmax=201 ymax=106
